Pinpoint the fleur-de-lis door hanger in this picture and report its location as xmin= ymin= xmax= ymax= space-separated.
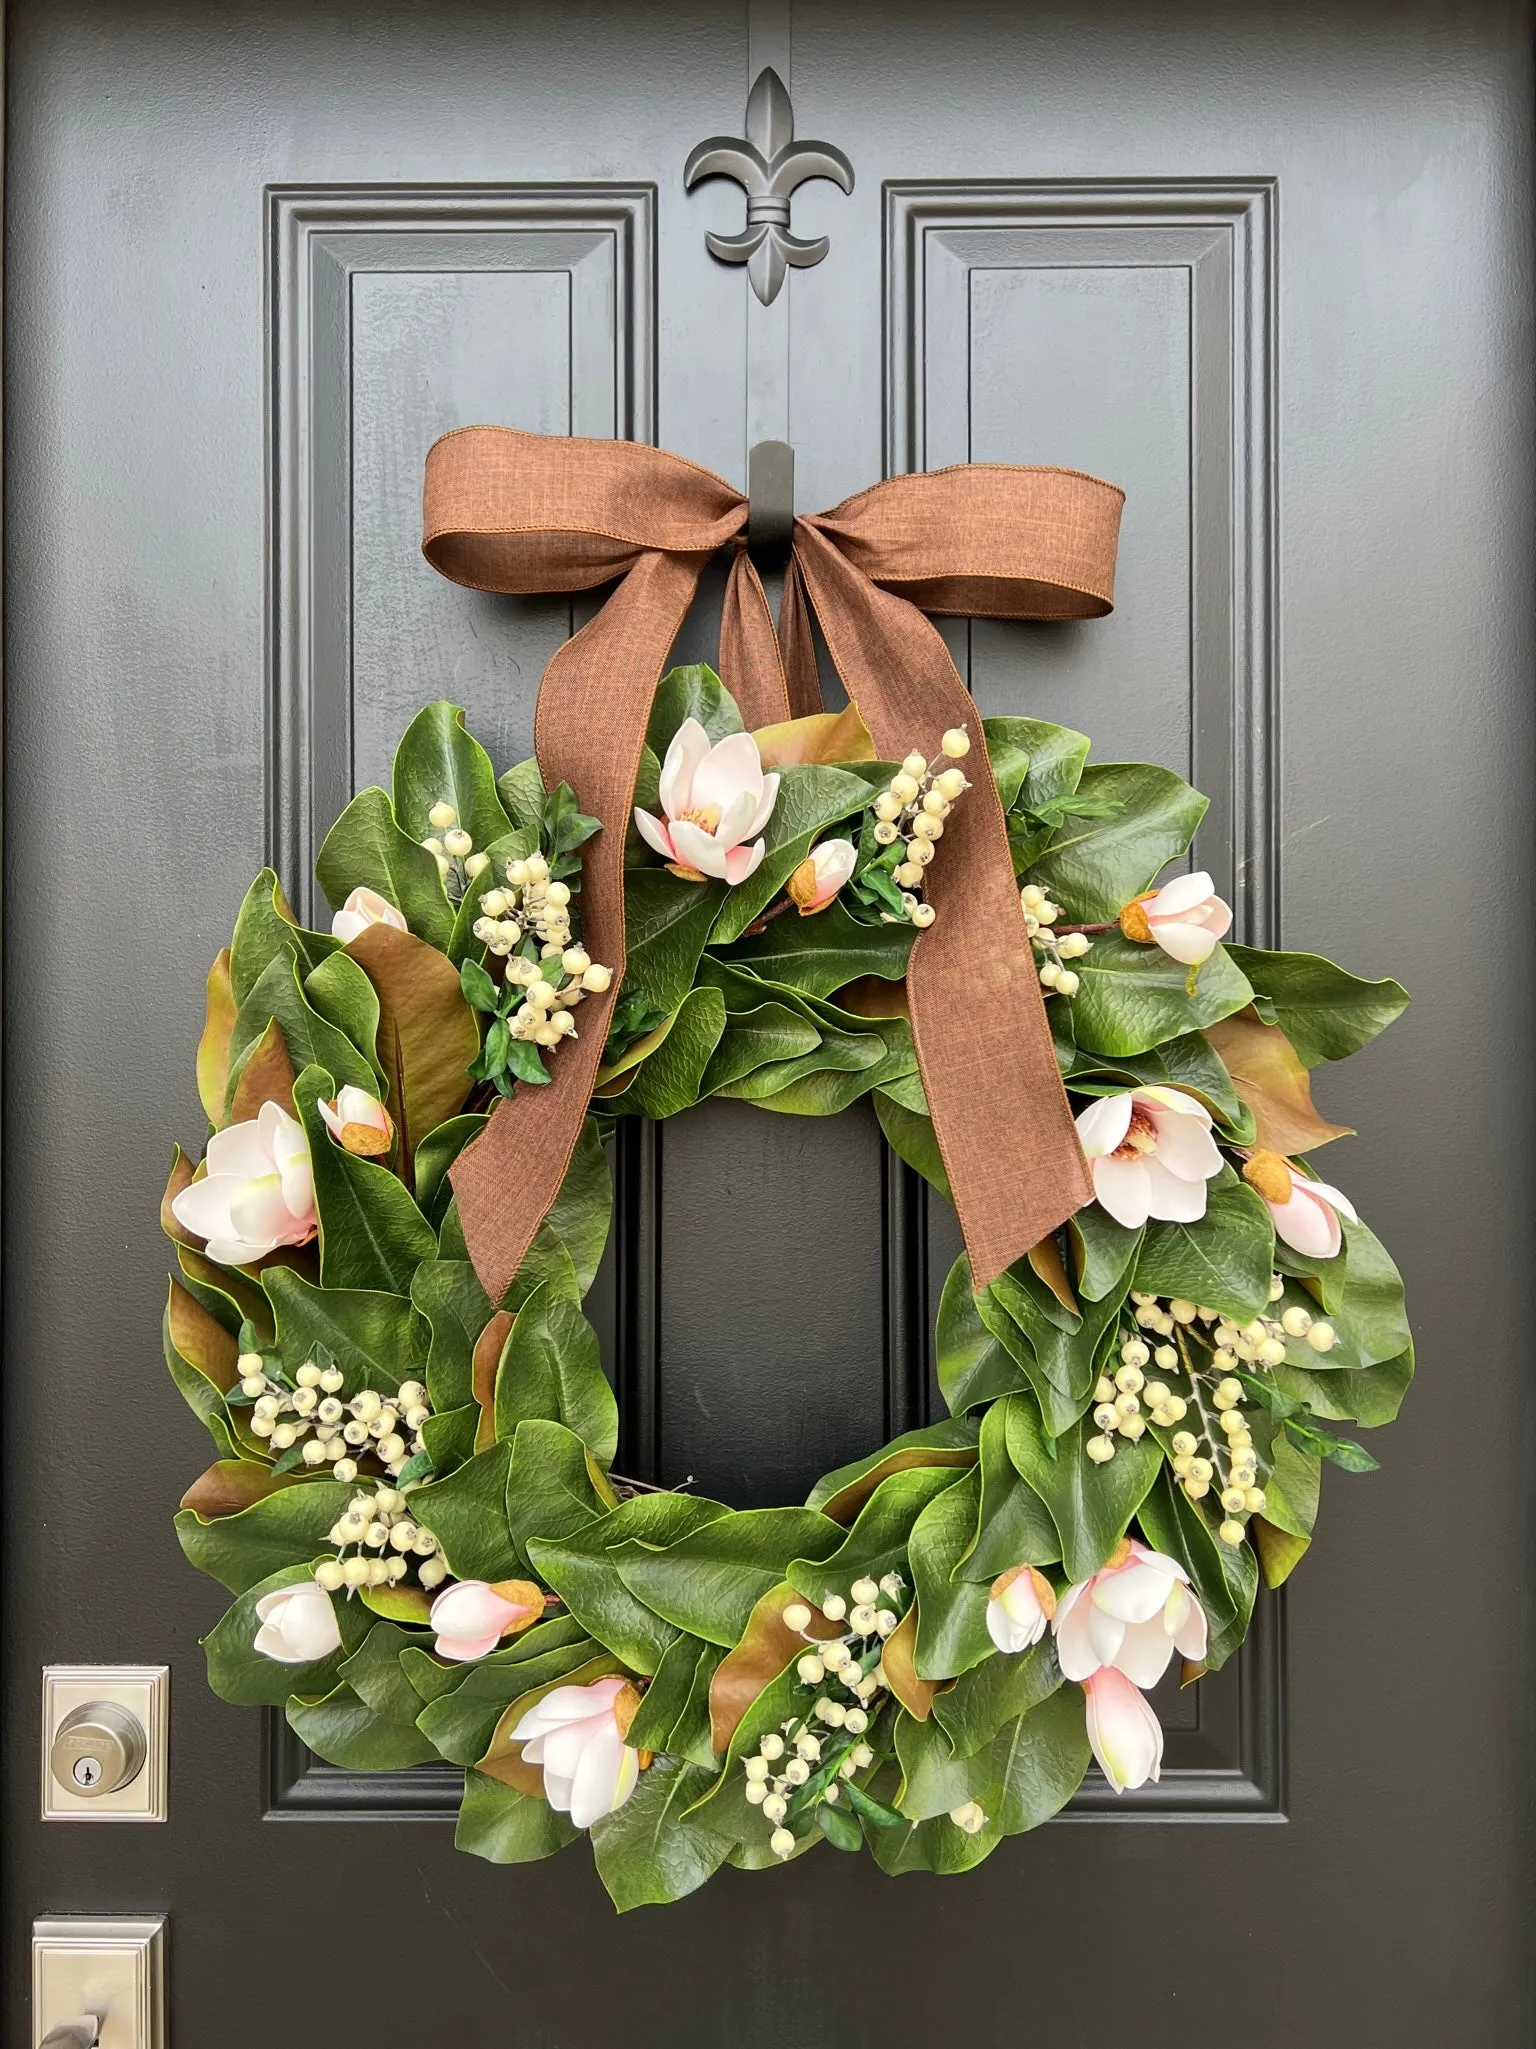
xmin=685 ymin=66 xmax=855 ymax=305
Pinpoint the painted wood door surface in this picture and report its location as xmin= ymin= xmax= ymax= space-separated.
xmin=5 ymin=2 xmax=1532 ymax=2041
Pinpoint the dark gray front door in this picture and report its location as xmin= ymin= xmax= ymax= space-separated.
xmin=6 ymin=2 xmax=1532 ymax=2042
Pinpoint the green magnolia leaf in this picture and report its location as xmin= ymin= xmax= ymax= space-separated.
xmin=1071 ymin=1027 xmax=1246 ymax=1130
xmin=622 ymin=869 xmax=729 ymax=1016
xmin=229 ymin=870 xmax=338 ymax=1004
xmin=1133 ymin=1174 xmax=1276 ymax=1322
xmin=931 ymin=1642 xmax=1063 ymax=1759
xmin=413 ymin=1115 xmax=485 ymax=1228
xmin=874 ymin=1092 xmax=950 ymax=1197
xmin=699 ymin=1001 xmax=823 ymax=1096
xmin=709 ymin=764 xmax=877 ymax=946
xmin=529 ymin=1493 xmax=730 ymax=1675
xmin=1029 ymin=763 xmax=1207 ymax=922
xmin=176 ymin=1481 xmax=354 ymax=1595
xmin=494 ymin=1283 xmax=618 ymax=1466
xmin=455 ymin=1768 xmax=579 ymax=1865
xmin=543 ymin=1116 xmax=613 ymax=1295
xmin=317 ymin=786 xmax=454 ymax=950
xmin=955 ymin=1398 xmax=1061 ymax=1580
xmin=227 ymin=949 xmax=380 ymax=1110
xmin=619 ymin=1508 xmax=843 ymax=1647
xmin=591 ymin=1756 xmax=736 ymax=1910
xmin=201 ymin=1562 xmax=369 ymax=1704
xmin=805 ymin=1419 xmax=981 ymax=1521
xmin=411 ymin=1259 xmax=488 ymax=1412
xmin=909 ymin=1470 xmax=994 ymax=1680
xmin=936 ymin=1256 xmax=1028 ymax=1416
xmin=727 ymin=896 xmax=915 ymax=1000
xmin=338 ymin=1619 xmax=430 ymax=1723
xmin=646 ymin=663 xmax=743 ymax=752
xmin=1069 ymin=932 xmax=1253 ymax=1058
xmin=985 ymin=1240 xmax=1134 ymax=1437
xmin=1271 ymin=1346 xmax=1414 ymax=1428
xmin=263 ymin=1267 xmax=416 ymax=1395
xmin=496 ymin=758 xmax=546 ymax=836
xmin=1068 ymin=1206 xmax=1144 ymax=1304
xmin=607 ymin=986 xmax=727 ymax=1118
xmin=506 ymin=1418 xmax=615 ymax=1556
xmin=984 ymin=1683 xmax=1094 ymax=1834
xmin=391 ymin=701 xmax=513 ymax=851
xmin=866 ymin=1766 xmax=1002 ymax=1876
xmin=1005 ymin=1395 xmax=1161 ymax=1583
xmin=286 ymin=1681 xmax=439 ymax=1769
xmin=294 ymin=1066 xmax=436 ymax=1294
xmin=1224 ymin=945 xmax=1409 ymax=1066
xmin=412 ymin=1442 xmax=520 ymax=1582
xmin=624 ymin=1630 xmax=707 ymax=1754
xmin=984 ymin=716 xmax=1090 ymax=817
xmin=791 ymin=1466 xmax=963 ymax=1610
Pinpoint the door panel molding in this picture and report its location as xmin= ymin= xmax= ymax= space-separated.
xmin=267 ymin=183 xmax=657 ymax=908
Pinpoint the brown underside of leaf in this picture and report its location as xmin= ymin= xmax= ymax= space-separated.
xmin=1179 ymin=1659 xmax=1207 ymax=1688
xmin=753 ymin=701 xmax=876 ymax=769
xmin=709 ymin=1580 xmax=843 ymax=1754
xmin=819 ymin=1447 xmax=978 ymax=1527
xmin=347 ymin=921 xmax=481 ymax=1175
xmin=168 ymin=1278 xmax=239 ymax=1389
xmin=1204 ymin=1008 xmax=1353 ymax=1155
xmin=833 ymin=976 xmax=911 ymax=1020
xmin=477 ymin=1652 xmax=626 ymax=1794
xmin=881 ymin=1605 xmax=936 ymax=1720
xmin=472 ymin=1310 xmax=515 ymax=1453
xmin=180 ymin=1459 xmax=305 ymax=1518
xmin=1028 ymin=1234 xmax=1079 ymax=1315
xmin=197 ymin=949 xmax=237 ymax=1127
xmin=228 ymin=1016 xmax=299 ymax=1125
xmin=161 ymin=1149 xmax=200 ymax=1247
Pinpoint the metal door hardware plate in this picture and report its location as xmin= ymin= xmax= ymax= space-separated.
xmin=32 ymin=1917 xmax=165 ymax=2049
xmin=41 ymin=1668 xmax=169 ymax=1823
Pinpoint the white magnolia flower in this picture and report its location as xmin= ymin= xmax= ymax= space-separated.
xmin=253 ymin=1582 xmax=342 ymax=1665
xmin=1074 ymin=1087 xmax=1224 ymax=1230
xmin=170 ymin=1101 xmax=316 ymax=1266
xmin=509 ymin=1675 xmax=643 ymax=1828
xmin=1054 ymin=1540 xmax=1209 ymax=1689
xmin=634 ymin=718 xmax=779 ymax=885
xmin=331 ymin=886 xmax=408 ymax=945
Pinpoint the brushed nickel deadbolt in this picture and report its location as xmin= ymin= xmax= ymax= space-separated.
xmin=41 ymin=1668 xmax=169 ymax=1822
xmin=50 ymin=1703 xmax=147 ymax=1799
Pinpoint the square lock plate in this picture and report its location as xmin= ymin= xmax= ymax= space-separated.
xmin=41 ymin=1668 xmax=169 ymax=1823
xmin=32 ymin=1916 xmax=165 ymax=2048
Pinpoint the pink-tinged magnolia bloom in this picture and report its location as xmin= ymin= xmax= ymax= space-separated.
xmin=171 ymin=1101 xmax=316 ymax=1267
xmin=1054 ymin=1539 xmax=1209 ymax=1688
xmin=986 ymin=1564 xmax=1057 ymax=1654
xmin=253 ymin=1582 xmax=342 ymax=1665
xmin=429 ymin=1580 xmax=544 ymax=1663
xmin=634 ymin=717 xmax=780 ymax=885
xmin=1256 ymin=1158 xmax=1358 ymax=1259
xmin=1074 ymin=1086 xmax=1224 ymax=1230
xmin=331 ymin=886 xmax=408 ymax=945
xmin=1083 ymin=1667 xmax=1165 ymax=1792
xmin=318 ymin=1085 xmax=395 ymax=1159
xmin=787 ymin=837 xmax=858 ymax=915
xmin=510 ymin=1675 xmax=643 ymax=1828
xmin=1124 ymin=869 xmax=1234 ymax=965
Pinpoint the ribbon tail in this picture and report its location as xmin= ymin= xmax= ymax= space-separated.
xmin=778 ymin=553 xmax=823 ymax=720
xmin=720 ymin=547 xmax=795 ymax=728
xmin=450 ymin=549 xmax=708 ymax=1304
xmin=791 ymin=521 xmax=1093 ymax=1286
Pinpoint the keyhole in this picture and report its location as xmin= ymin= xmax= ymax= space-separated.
xmin=71 ymin=1755 xmax=103 ymax=1789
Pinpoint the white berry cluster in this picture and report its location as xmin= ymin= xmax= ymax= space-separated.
xmin=238 ymin=1351 xmax=431 ymax=1484
xmin=470 ymin=850 xmax=614 ymax=1050
xmin=313 ymin=1484 xmax=445 ymax=1594
xmin=871 ymin=729 xmax=972 ymax=928
xmin=1021 ymin=882 xmax=1091 ymax=998
xmin=1085 ymin=1330 xmax=1192 ymax=1464
xmin=744 ymin=1575 xmax=904 ymax=1860
xmin=421 ymin=799 xmax=490 ymax=903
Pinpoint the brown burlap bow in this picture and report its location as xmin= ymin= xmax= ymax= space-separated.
xmin=421 ymin=427 xmax=1124 ymax=1301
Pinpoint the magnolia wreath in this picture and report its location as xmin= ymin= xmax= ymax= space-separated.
xmin=164 ymin=435 xmax=1411 ymax=1910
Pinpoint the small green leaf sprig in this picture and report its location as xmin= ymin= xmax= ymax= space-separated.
xmin=744 ymin=1577 xmax=911 ymax=1859
xmin=461 ymin=782 xmax=615 ymax=1096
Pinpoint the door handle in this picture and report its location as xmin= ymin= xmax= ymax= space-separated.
xmin=39 ymin=2019 xmax=101 ymax=2049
